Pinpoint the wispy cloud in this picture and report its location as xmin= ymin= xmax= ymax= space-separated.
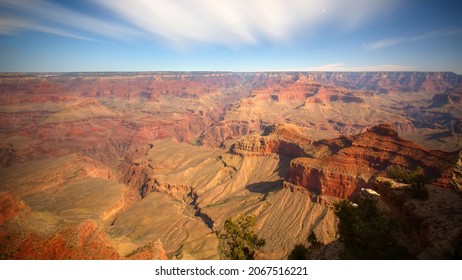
xmin=1 ymin=0 xmax=395 ymax=46
xmin=302 ymin=63 xmax=416 ymax=72
xmin=0 ymin=0 xmax=141 ymax=41
xmin=0 ymin=16 xmax=102 ymax=41
xmin=409 ymin=28 xmax=462 ymax=42
xmin=365 ymin=28 xmax=462 ymax=51
xmin=364 ymin=38 xmax=404 ymax=51
xmin=94 ymin=0 xmax=395 ymax=47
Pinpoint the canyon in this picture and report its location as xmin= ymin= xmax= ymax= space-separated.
xmin=0 ymin=71 xmax=461 ymax=259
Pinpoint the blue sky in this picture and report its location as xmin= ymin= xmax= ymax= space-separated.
xmin=1 ymin=0 xmax=461 ymax=73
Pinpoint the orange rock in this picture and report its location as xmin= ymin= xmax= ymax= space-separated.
xmin=286 ymin=124 xmax=459 ymax=199
xmin=0 ymin=192 xmax=27 ymax=225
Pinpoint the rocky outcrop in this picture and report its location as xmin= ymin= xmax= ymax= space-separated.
xmin=1 ymin=208 xmax=169 ymax=259
xmin=0 ymin=192 xmax=27 ymax=225
xmin=124 ymin=161 xmax=191 ymax=200
xmin=199 ymin=120 xmax=257 ymax=147
xmin=231 ymin=123 xmax=312 ymax=157
xmin=230 ymin=123 xmax=458 ymax=199
xmin=372 ymin=177 xmax=462 ymax=259
xmin=448 ymin=149 xmax=462 ymax=192
xmin=286 ymin=124 xmax=459 ymax=199
xmin=232 ymin=135 xmax=308 ymax=158
xmin=304 ymin=86 xmax=364 ymax=104
xmin=125 ymin=239 xmax=168 ymax=260
xmin=287 ymin=157 xmax=370 ymax=198
xmin=0 ymin=219 xmax=120 ymax=259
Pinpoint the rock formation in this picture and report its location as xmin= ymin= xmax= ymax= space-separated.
xmin=293 ymin=124 xmax=456 ymax=198
xmin=0 ymin=192 xmax=27 ymax=225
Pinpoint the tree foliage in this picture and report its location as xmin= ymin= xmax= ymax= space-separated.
xmin=385 ymin=165 xmax=423 ymax=184
xmin=287 ymin=244 xmax=310 ymax=260
xmin=308 ymin=232 xmax=321 ymax=247
xmin=218 ymin=215 xmax=265 ymax=260
xmin=287 ymin=232 xmax=321 ymax=260
xmin=385 ymin=165 xmax=428 ymax=199
xmin=334 ymin=198 xmax=410 ymax=259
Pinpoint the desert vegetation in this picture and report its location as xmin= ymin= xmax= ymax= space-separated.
xmin=385 ymin=165 xmax=429 ymax=199
xmin=218 ymin=215 xmax=265 ymax=260
xmin=334 ymin=198 xmax=410 ymax=259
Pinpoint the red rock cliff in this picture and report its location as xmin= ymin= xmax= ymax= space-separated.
xmin=286 ymin=124 xmax=459 ymax=199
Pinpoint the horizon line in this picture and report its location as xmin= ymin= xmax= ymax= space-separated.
xmin=0 ymin=70 xmax=460 ymax=75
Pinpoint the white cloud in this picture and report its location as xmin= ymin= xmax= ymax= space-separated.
xmin=0 ymin=16 xmax=102 ymax=41
xmin=365 ymin=28 xmax=462 ymax=51
xmin=102 ymin=0 xmax=395 ymax=47
xmin=1 ymin=0 xmax=397 ymax=46
xmin=0 ymin=0 xmax=142 ymax=41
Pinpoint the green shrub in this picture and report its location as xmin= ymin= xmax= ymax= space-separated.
xmin=218 ymin=215 xmax=265 ymax=260
xmin=287 ymin=232 xmax=321 ymax=260
xmin=385 ymin=165 xmax=428 ymax=200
